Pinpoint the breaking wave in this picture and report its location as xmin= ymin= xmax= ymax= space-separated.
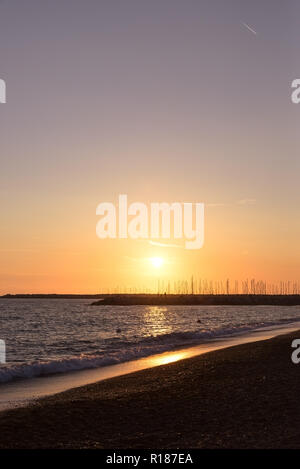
xmin=1 ymin=316 xmax=299 ymax=384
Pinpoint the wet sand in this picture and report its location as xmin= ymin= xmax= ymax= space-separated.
xmin=0 ymin=331 xmax=299 ymax=448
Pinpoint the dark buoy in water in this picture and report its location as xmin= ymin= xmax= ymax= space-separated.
xmin=116 ymin=328 xmax=121 ymax=333
xmin=197 ymin=319 xmax=202 ymax=323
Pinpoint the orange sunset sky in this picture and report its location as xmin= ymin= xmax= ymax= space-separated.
xmin=0 ymin=0 xmax=299 ymax=293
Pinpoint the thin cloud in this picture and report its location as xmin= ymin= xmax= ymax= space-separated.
xmin=148 ymin=240 xmax=183 ymax=249
xmin=0 ymin=249 xmax=38 ymax=253
xmin=206 ymin=200 xmax=257 ymax=207
xmin=237 ymin=198 xmax=257 ymax=205
xmin=206 ymin=203 xmax=227 ymax=207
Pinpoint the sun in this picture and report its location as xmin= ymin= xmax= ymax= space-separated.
xmin=150 ymin=257 xmax=164 ymax=268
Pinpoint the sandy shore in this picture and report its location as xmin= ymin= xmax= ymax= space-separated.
xmin=0 ymin=330 xmax=299 ymax=448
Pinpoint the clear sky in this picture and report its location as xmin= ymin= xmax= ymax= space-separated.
xmin=0 ymin=0 xmax=299 ymax=293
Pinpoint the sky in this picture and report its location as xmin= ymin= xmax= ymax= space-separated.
xmin=0 ymin=0 xmax=299 ymax=293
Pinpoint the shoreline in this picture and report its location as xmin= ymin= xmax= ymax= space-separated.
xmin=0 ymin=327 xmax=300 ymax=448
xmin=2 ymin=293 xmax=300 ymax=306
xmin=0 ymin=321 xmax=300 ymax=412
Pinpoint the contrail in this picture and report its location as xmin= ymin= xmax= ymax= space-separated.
xmin=242 ymin=22 xmax=258 ymax=36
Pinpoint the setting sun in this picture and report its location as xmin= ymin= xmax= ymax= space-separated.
xmin=150 ymin=257 xmax=164 ymax=269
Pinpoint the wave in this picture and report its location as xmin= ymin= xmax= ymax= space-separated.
xmin=0 ymin=317 xmax=300 ymax=384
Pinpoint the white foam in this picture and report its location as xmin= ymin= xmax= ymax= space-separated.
xmin=0 ymin=317 xmax=299 ymax=384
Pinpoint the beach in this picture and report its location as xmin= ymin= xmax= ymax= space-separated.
xmin=0 ymin=330 xmax=299 ymax=449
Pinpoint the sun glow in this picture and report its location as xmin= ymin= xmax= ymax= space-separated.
xmin=150 ymin=257 xmax=164 ymax=268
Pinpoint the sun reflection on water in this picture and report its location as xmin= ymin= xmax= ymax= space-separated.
xmin=141 ymin=306 xmax=174 ymax=337
xmin=145 ymin=350 xmax=190 ymax=368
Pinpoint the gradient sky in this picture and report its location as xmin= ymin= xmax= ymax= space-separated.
xmin=0 ymin=0 xmax=299 ymax=293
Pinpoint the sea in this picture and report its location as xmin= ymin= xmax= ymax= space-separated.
xmin=0 ymin=298 xmax=300 ymax=384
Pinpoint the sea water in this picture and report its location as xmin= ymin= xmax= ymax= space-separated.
xmin=0 ymin=299 xmax=299 ymax=384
